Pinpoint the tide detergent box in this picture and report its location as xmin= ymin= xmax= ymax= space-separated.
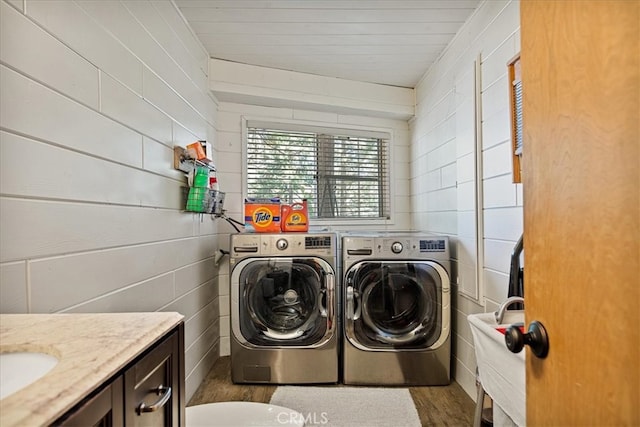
xmin=244 ymin=198 xmax=281 ymax=233
xmin=281 ymin=200 xmax=309 ymax=232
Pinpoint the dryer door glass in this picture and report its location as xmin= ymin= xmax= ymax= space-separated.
xmin=238 ymin=258 xmax=333 ymax=346
xmin=347 ymin=261 xmax=443 ymax=349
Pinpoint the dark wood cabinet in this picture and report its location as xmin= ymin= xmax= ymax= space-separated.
xmin=124 ymin=325 xmax=182 ymax=427
xmin=54 ymin=324 xmax=184 ymax=427
xmin=59 ymin=377 xmax=124 ymax=427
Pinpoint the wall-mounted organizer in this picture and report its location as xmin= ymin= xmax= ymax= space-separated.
xmin=174 ymin=145 xmax=225 ymax=214
xmin=182 ymin=185 xmax=226 ymax=215
xmin=173 ymin=145 xmax=214 ymax=174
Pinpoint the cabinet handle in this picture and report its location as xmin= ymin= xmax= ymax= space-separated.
xmin=136 ymin=385 xmax=172 ymax=415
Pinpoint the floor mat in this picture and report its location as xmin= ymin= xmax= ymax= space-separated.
xmin=269 ymin=386 xmax=421 ymax=427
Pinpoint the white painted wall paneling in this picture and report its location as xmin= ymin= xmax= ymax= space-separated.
xmin=0 ymin=1 xmax=99 ymax=108
xmin=1 ymin=0 xmax=220 ymax=401
xmin=209 ymin=59 xmax=415 ymax=119
xmin=123 ymin=0 xmax=209 ymax=94
xmin=0 ymin=199 xmax=194 ymax=263
xmin=483 ymin=174 xmax=517 ymax=209
xmin=150 ymin=0 xmax=209 ymax=75
xmin=483 ymin=207 xmax=523 ymax=241
xmin=26 ymin=0 xmax=144 ymax=93
xmin=0 ymin=65 xmax=143 ymax=167
xmin=101 ymin=73 xmax=173 ymax=145
xmin=75 ymin=0 xmax=213 ymax=125
xmin=0 ymin=132 xmax=183 ymax=209
xmin=62 ymin=273 xmax=176 ymax=314
xmin=0 ymin=262 xmax=27 ymax=313
xmin=411 ymin=0 xmax=521 ymax=400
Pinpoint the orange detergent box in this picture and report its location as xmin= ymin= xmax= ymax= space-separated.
xmin=281 ymin=200 xmax=309 ymax=232
xmin=244 ymin=198 xmax=282 ymax=233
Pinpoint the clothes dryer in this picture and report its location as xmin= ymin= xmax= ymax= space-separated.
xmin=342 ymin=234 xmax=451 ymax=385
xmin=229 ymin=233 xmax=338 ymax=384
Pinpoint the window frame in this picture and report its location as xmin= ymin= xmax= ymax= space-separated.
xmin=241 ymin=116 xmax=395 ymax=226
xmin=508 ymin=54 xmax=523 ymax=183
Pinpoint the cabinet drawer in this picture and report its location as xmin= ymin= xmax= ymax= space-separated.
xmin=58 ymin=376 xmax=123 ymax=427
xmin=124 ymin=330 xmax=181 ymax=427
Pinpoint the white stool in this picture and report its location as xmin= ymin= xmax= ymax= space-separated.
xmin=186 ymin=401 xmax=305 ymax=426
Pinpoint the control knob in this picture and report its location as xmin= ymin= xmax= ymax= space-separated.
xmin=276 ymin=238 xmax=288 ymax=250
xmin=391 ymin=242 xmax=403 ymax=254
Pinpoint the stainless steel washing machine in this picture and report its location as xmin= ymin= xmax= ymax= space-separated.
xmin=342 ymin=234 xmax=451 ymax=385
xmin=229 ymin=232 xmax=339 ymax=384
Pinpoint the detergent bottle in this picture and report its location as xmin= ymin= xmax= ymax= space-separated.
xmin=281 ymin=200 xmax=309 ymax=232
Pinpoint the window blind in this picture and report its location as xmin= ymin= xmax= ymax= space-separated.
xmin=513 ymin=79 xmax=523 ymax=155
xmin=246 ymin=125 xmax=390 ymax=219
xmin=508 ymin=55 xmax=523 ymax=183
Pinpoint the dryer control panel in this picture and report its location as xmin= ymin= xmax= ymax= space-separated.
xmin=343 ymin=235 xmax=449 ymax=262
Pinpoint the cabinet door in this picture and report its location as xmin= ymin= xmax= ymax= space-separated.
xmin=59 ymin=376 xmax=124 ymax=427
xmin=124 ymin=329 xmax=183 ymax=427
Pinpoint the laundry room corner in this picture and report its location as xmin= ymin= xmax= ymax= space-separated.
xmin=409 ymin=0 xmax=523 ymax=400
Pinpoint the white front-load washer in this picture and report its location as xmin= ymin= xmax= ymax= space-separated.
xmin=229 ymin=232 xmax=338 ymax=384
xmin=342 ymin=234 xmax=451 ymax=385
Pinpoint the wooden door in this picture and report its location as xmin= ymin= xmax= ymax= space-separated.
xmin=521 ymin=1 xmax=639 ymax=425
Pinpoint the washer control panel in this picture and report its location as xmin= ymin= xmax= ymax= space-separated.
xmin=343 ymin=235 xmax=449 ymax=260
xmin=231 ymin=233 xmax=336 ymax=258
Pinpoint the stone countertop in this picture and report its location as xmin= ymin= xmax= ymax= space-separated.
xmin=0 ymin=312 xmax=184 ymax=427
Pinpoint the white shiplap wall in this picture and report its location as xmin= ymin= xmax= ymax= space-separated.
xmin=411 ymin=0 xmax=521 ymax=399
xmin=214 ymin=101 xmax=411 ymax=356
xmin=0 ymin=0 xmax=219 ymax=401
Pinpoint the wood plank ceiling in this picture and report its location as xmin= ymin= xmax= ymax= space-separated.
xmin=174 ymin=0 xmax=481 ymax=88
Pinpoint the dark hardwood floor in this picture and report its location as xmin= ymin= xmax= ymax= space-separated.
xmin=188 ymin=356 xmax=475 ymax=426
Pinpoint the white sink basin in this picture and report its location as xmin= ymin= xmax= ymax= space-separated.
xmin=0 ymin=352 xmax=58 ymax=400
xmin=468 ymin=311 xmax=525 ymax=426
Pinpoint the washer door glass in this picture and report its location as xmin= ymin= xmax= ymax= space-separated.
xmin=347 ymin=261 xmax=444 ymax=349
xmin=238 ymin=258 xmax=332 ymax=346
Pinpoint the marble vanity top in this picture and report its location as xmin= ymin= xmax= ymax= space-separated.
xmin=0 ymin=312 xmax=184 ymax=427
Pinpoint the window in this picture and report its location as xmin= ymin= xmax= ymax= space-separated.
xmin=508 ymin=54 xmax=523 ymax=183
xmin=246 ymin=122 xmax=390 ymax=220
